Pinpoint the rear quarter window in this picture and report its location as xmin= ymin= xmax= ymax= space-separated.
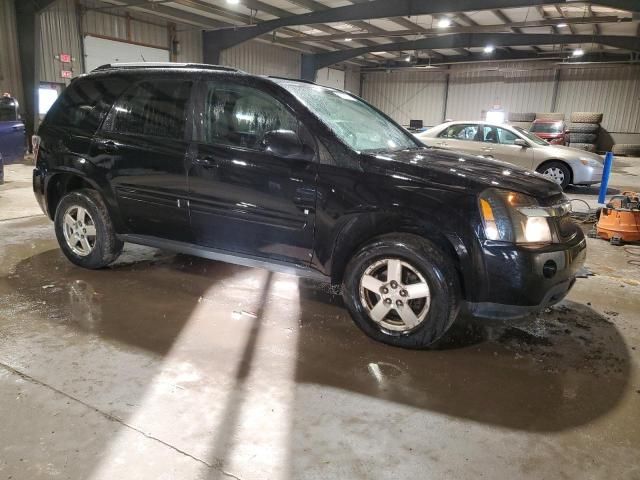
xmin=44 ymin=75 xmax=129 ymax=134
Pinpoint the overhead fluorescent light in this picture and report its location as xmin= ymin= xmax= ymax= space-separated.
xmin=344 ymin=38 xmax=353 ymax=42
xmin=557 ymin=22 xmax=568 ymax=27
xmin=484 ymin=45 xmax=495 ymax=53
xmin=438 ymin=18 xmax=452 ymax=28
xmin=572 ymin=48 xmax=585 ymax=57
xmin=226 ymin=0 xmax=240 ymax=4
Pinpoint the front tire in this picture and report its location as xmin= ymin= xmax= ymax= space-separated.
xmin=537 ymin=161 xmax=571 ymax=189
xmin=342 ymin=234 xmax=461 ymax=349
xmin=54 ymin=189 xmax=123 ymax=269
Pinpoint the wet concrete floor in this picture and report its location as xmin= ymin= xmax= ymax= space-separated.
xmin=1 ymin=164 xmax=639 ymax=479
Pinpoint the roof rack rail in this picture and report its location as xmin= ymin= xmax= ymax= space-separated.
xmin=92 ymin=62 xmax=243 ymax=73
xmin=267 ymin=75 xmax=317 ymax=85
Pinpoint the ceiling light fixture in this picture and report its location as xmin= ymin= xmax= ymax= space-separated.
xmin=344 ymin=37 xmax=352 ymax=42
xmin=557 ymin=22 xmax=568 ymax=27
xmin=484 ymin=45 xmax=495 ymax=53
xmin=405 ymin=56 xmax=412 ymax=62
xmin=226 ymin=0 xmax=240 ymax=4
xmin=438 ymin=18 xmax=452 ymax=28
xmin=572 ymin=48 xmax=585 ymax=57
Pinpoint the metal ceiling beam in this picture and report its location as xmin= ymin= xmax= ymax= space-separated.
xmin=361 ymin=50 xmax=638 ymax=74
xmin=361 ymin=50 xmax=637 ymax=71
xmin=203 ymin=0 xmax=640 ymax=52
xmin=303 ymin=33 xmax=640 ymax=76
xmin=290 ymin=15 xmax=627 ymax=42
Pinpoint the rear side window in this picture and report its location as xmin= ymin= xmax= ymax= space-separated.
xmin=45 ymin=76 xmax=129 ymax=133
xmin=439 ymin=124 xmax=478 ymax=141
xmin=106 ymin=80 xmax=191 ymax=139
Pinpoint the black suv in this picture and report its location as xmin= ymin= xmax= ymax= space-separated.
xmin=33 ymin=63 xmax=586 ymax=349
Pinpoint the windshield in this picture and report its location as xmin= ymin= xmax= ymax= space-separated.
xmin=274 ymin=80 xmax=420 ymax=153
xmin=531 ymin=121 xmax=563 ymax=134
xmin=513 ymin=126 xmax=548 ymax=146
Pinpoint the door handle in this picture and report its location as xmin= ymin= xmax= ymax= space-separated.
xmin=437 ymin=142 xmax=448 ymax=147
xmin=97 ymin=140 xmax=118 ymax=153
xmin=193 ymin=156 xmax=217 ymax=168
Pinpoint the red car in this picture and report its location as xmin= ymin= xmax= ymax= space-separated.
xmin=530 ymin=119 xmax=568 ymax=145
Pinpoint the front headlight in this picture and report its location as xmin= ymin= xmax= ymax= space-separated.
xmin=579 ymin=157 xmax=602 ymax=167
xmin=479 ymin=189 xmax=554 ymax=244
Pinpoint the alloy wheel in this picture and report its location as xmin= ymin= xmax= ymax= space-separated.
xmin=62 ymin=205 xmax=97 ymax=257
xmin=359 ymin=258 xmax=431 ymax=333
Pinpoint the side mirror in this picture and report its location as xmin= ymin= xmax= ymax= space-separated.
xmin=514 ymin=138 xmax=528 ymax=148
xmin=262 ymin=130 xmax=314 ymax=161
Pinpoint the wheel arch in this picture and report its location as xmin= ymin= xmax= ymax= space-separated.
xmin=328 ymin=213 xmax=466 ymax=292
xmin=45 ymin=171 xmax=103 ymax=220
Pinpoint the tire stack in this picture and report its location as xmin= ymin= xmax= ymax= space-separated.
xmin=536 ymin=112 xmax=565 ymax=121
xmin=568 ymin=112 xmax=602 ymax=153
xmin=508 ymin=112 xmax=535 ymax=130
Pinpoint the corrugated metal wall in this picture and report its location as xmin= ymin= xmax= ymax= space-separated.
xmin=446 ymin=62 xmax=557 ymax=122
xmin=220 ymin=40 xmax=301 ymax=78
xmin=0 ymin=0 xmax=23 ymax=104
xmin=39 ymin=0 xmax=83 ymax=85
xmin=556 ymin=65 xmax=640 ymax=133
xmin=362 ymin=62 xmax=640 ymax=133
xmin=344 ymin=66 xmax=361 ymax=95
xmin=176 ymin=29 xmax=203 ymax=64
xmin=362 ymin=70 xmax=448 ymax=127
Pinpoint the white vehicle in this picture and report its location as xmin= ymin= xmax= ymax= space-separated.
xmin=416 ymin=121 xmax=603 ymax=189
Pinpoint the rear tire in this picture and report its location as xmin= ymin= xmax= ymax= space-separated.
xmin=537 ymin=161 xmax=571 ymax=189
xmin=342 ymin=234 xmax=461 ymax=349
xmin=54 ymin=189 xmax=123 ymax=269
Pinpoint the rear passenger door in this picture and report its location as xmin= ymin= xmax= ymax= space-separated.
xmin=93 ymin=78 xmax=193 ymax=241
xmin=434 ymin=124 xmax=482 ymax=156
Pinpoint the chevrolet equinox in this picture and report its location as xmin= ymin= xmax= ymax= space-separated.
xmin=33 ymin=63 xmax=587 ymax=349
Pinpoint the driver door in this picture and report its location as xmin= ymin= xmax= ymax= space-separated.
xmin=187 ymin=80 xmax=318 ymax=265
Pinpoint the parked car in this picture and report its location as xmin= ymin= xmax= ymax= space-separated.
xmin=0 ymin=95 xmax=26 ymax=164
xmin=416 ymin=121 xmax=602 ymax=189
xmin=529 ymin=119 xmax=568 ymax=145
xmin=33 ymin=63 xmax=586 ymax=349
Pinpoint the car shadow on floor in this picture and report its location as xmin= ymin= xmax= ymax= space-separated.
xmin=294 ymin=278 xmax=631 ymax=433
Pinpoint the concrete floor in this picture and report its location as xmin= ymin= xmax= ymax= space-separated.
xmin=1 ymin=159 xmax=639 ymax=479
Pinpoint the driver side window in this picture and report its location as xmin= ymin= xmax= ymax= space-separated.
xmin=199 ymin=82 xmax=299 ymax=151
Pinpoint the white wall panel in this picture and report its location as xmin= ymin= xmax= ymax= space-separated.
xmin=362 ymin=70 xmax=447 ymax=127
xmin=176 ymin=29 xmax=203 ymax=63
xmin=446 ymin=62 xmax=557 ymax=122
xmin=344 ymin=66 xmax=361 ymax=95
xmin=220 ymin=40 xmax=301 ymax=78
xmin=556 ymin=65 xmax=640 ymax=133
xmin=316 ymin=67 xmax=345 ymax=89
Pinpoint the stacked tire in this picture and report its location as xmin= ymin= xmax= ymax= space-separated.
xmin=508 ymin=112 xmax=535 ymax=130
xmin=568 ymin=112 xmax=602 ymax=153
xmin=536 ymin=112 xmax=565 ymax=121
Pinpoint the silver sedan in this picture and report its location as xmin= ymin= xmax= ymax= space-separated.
xmin=415 ymin=121 xmax=603 ymax=189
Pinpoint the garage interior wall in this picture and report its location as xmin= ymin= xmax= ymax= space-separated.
xmin=362 ymin=70 xmax=448 ymax=128
xmin=0 ymin=0 xmax=24 ymax=105
xmin=362 ymin=62 xmax=640 ymax=140
xmin=220 ymin=40 xmax=301 ymax=78
xmin=37 ymin=0 xmax=202 ymax=87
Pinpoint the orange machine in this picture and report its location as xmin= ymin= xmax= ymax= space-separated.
xmin=596 ymin=191 xmax=640 ymax=245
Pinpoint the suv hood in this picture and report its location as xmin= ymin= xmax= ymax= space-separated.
xmin=366 ymin=147 xmax=562 ymax=199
